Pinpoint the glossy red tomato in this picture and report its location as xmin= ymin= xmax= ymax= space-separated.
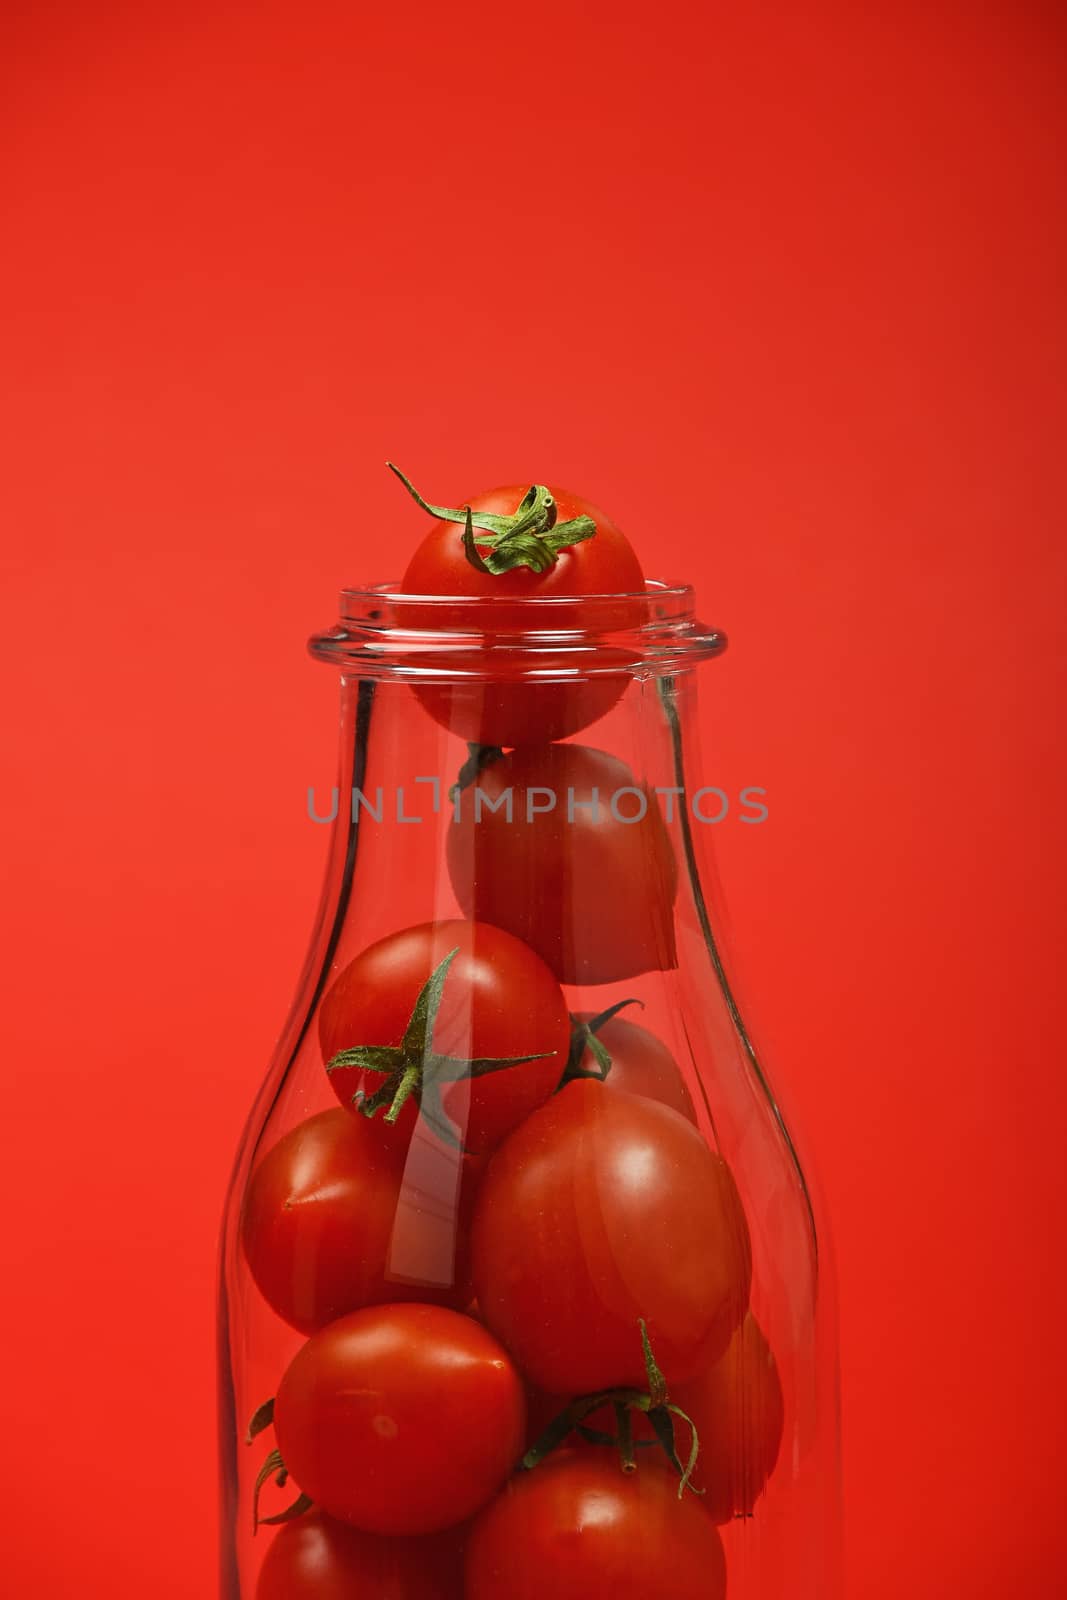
xmin=465 ymin=1452 xmax=726 ymax=1600
xmin=256 ymin=1510 xmax=463 ymax=1600
xmin=571 ymin=1009 xmax=697 ymax=1122
xmin=472 ymin=1081 xmax=751 ymax=1395
xmin=398 ymin=478 xmax=645 ymax=747
xmin=274 ymin=1304 xmax=526 ymax=1535
xmin=446 ymin=744 xmax=678 ymax=986
xmin=319 ymin=920 xmax=570 ymax=1153
xmin=240 ymin=1109 xmax=479 ymax=1333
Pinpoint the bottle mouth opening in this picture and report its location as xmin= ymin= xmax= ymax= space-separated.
xmin=308 ymin=580 xmax=726 ymax=680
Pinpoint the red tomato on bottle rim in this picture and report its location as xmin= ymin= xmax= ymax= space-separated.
xmin=396 ymin=473 xmax=645 ymax=747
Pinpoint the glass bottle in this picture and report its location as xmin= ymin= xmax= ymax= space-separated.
xmin=217 ymin=580 xmax=842 ymax=1599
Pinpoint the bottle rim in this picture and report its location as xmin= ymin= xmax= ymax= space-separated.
xmin=308 ymin=580 xmax=726 ymax=680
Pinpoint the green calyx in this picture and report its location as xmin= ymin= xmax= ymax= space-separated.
xmin=451 ymin=741 xmax=506 ymax=803
xmin=326 ymin=947 xmax=555 ymax=1146
xmin=387 ymin=461 xmax=597 ymax=576
xmin=246 ymin=1400 xmax=313 ymax=1533
xmin=559 ymin=997 xmax=644 ymax=1087
xmin=521 ymin=1320 xmax=702 ymax=1499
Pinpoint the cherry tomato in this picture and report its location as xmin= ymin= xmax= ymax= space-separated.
xmin=414 ymin=671 xmax=629 ymax=751
xmin=319 ymin=920 xmax=570 ymax=1153
xmin=241 ymin=1109 xmax=479 ymax=1333
xmin=571 ymin=1008 xmax=697 ymax=1121
xmin=472 ymin=1081 xmax=751 ymax=1395
xmin=274 ymin=1303 xmax=526 ymax=1535
xmin=399 ymin=476 xmax=644 ymax=748
xmin=465 ymin=1452 xmax=726 ymax=1600
xmin=256 ymin=1510 xmax=463 ymax=1600
xmin=674 ymin=1311 xmax=784 ymax=1521
xmin=446 ymin=744 xmax=677 ymax=986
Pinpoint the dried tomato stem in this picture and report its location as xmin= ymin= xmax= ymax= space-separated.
xmin=245 ymin=1403 xmax=314 ymax=1533
xmin=387 ymin=461 xmax=598 ymax=575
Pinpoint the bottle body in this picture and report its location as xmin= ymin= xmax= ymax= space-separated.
xmin=218 ymin=590 xmax=841 ymax=1598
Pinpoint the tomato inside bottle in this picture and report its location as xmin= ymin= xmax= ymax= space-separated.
xmin=217 ymin=471 xmax=840 ymax=1600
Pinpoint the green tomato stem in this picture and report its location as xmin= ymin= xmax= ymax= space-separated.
xmin=326 ymin=946 xmax=555 ymax=1146
xmin=520 ymin=1321 xmax=702 ymax=1498
xmin=387 ymin=460 xmax=597 ymax=575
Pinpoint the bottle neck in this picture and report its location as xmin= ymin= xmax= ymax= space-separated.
xmin=305 ymin=675 xmax=721 ymax=989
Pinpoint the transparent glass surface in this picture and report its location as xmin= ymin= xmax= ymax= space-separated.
xmin=218 ymin=585 xmax=841 ymax=1599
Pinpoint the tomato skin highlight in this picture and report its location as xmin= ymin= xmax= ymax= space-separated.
xmin=465 ymin=1452 xmax=726 ymax=1600
xmin=255 ymin=1510 xmax=463 ymax=1600
xmin=573 ymin=1010 xmax=698 ymax=1122
xmin=274 ymin=1304 xmax=526 ymax=1536
xmin=319 ymin=919 xmax=570 ymax=1153
xmin=240 ymin=1109 xmax=477 ymax=1333
xmin=472 ymin=1081 xmax=751 ymax=1395
xmin=401 ymin=484 xmax=644 ymax=747
xmin=447 ymin=744 xmax=678 ymax=986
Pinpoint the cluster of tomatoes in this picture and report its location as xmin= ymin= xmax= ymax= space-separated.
xmin=237 ymin=474 xmax=784 ymax=1598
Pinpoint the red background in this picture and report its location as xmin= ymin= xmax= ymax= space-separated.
xmin=1 ymin=2 xmax=1064 ymax=1594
